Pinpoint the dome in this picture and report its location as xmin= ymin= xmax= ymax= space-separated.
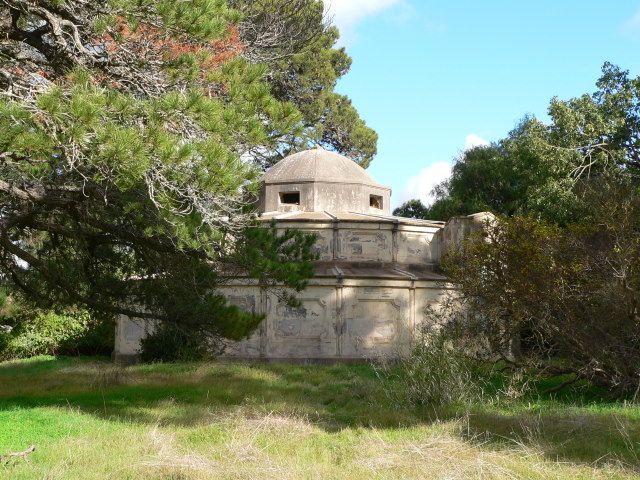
xmin=260 ymin=146 xmax=391 ymax=215
xmin=263 ymin=146 xmax=384 ymax=187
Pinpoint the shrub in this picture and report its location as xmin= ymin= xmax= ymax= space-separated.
xmin=442 ymin=182 xmax=640 ymax=397
xmin=3 ymin=311 xmax=82 ymax=358
xmin=70 ymin=314 xmax=116 ymax=356
xmin=376 ymin=332 xmax=486 ymax=410
xmin=139 ymin=323 xmax=215 ymax=363
xmin=0 ymin=308 xmax=114 ymax=360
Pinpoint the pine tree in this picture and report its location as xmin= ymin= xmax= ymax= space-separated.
xmin=239 ymin=0 xmax=379 ymax=167
xmin=0 ymin=0 xmax=349 ymax=342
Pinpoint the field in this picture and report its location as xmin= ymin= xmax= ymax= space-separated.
xmin=1 ymin=356 xmax=639 ymax=479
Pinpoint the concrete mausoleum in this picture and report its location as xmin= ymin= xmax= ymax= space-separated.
xmin=114 ymin=147 xmax=489 ymax=362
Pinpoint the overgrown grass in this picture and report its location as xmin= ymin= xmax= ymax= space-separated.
xmin=0 ymin=356 xmax=639 ymax=479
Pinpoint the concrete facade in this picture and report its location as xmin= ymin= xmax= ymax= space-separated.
xmin=114 ymin=147 xmax=488 ymax=362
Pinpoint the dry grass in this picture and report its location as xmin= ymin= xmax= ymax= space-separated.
xmin=0 ymin=356 xmax=638 ymax=479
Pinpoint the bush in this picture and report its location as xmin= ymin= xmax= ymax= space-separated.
xmin=0 ymin=307 xmax=114 ymax=360
xmin=0 ymin=287 xmax=8 ymax=311
xmin=376 ymin=332 xmax=486 ymax=409
xmin=139 ymin=323 xmax=215 ymax=363
xmin=442 ymin=182 xmax=640 ymax=397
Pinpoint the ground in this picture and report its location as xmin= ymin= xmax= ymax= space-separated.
xmin=1 ymin=357 xmax=639 ymax=479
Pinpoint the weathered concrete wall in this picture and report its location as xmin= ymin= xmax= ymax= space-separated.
xmin=225 ymin=284 xmax=430 ymax=361
xmin=336 ymin=227 xmax=393 ymax=263
xmin=433 ymin=212 xmax=496 ymax=259
xmin=113 ymin=215 xmax=490 ymax=362
xmin=264 ymin=287 xmax=338 ymax=358
xmin=271 ymin=219 xmax=440 ymax=267
xmin=114 ymin=317 xmax=157 ymax=358
xmin=339 ymin=285 xmax=411 ymax=357
xmin=261 ymin=183 xmax=315 ymax=214
xmin=396 ymin=225 xmax=438 ymax=267
xmin=114 ymin=279 xmax=452 ymax=362
xmin=263 ymin=182 xmax=391 ymax=215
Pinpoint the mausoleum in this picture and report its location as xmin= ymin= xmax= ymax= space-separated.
xmin=114 ymin=147 xmax=489 ymax=362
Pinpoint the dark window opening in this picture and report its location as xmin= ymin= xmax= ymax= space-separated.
xmin=280 ymin=191 xmax=300 ymax=205
xmin=370 ymin=194 xmax=383 ymax=210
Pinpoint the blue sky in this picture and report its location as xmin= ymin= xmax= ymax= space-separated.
xmin=326 ymin=1 xmax=640 ymax=208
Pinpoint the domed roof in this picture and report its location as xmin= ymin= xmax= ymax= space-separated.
xmin=264 ymin=146 xmax=385 ymax=188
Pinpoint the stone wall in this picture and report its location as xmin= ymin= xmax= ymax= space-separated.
xmin=115 ymin=278 xmax=452 ymax=362
xmin=112 ymin=213 xmax=485 ymax=362
xmin=433 ymin=212 xmax=495 ymax=259
xmin=271 ymin=219 xmax=441 ymax=269
xmin=223 ymin=279 xmax=452 ymax=360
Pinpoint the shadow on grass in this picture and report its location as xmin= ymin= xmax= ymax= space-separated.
xmin=0 ymin=357 xmax=408 ymax=430
xmin=1 ymin=356 xmax=640 ymax=470
xmin=450 ymin=372 xmax=640 ymax=469
xmin=463 ymin=409 xmax=640 ymax=469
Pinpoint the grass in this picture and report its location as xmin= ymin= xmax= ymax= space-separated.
xmin=0 ymin=356 xmax=639 ymax=479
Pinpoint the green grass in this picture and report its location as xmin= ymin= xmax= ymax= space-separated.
xmin=0 ymin=356 xmax=639 ymax=479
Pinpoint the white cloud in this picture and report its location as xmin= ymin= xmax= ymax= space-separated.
xmin=399 ymin=161 xmax=452 ymax=207
xmin=324 ymin=0 xmax=403 ymax=43
xmin=464 ymin=133 xmax=489 ymax=150
xmin=397 ymin=133 xmax=490 ymax=208
xmin=622 ymin=8 xmax=640 ymax=36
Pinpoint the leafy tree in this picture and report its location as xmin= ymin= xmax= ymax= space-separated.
xmin=412 ymin=63 xmax=640 ymax=396
xmin=442 ymin=181 xmax=640 ymax=395
xmin=392 ymin=199 xmax=430 ymax=219
xmin=401 ymin=63 xmax=640 ymax=223
xmin=0 ymin=0 xmax=358 ymax=343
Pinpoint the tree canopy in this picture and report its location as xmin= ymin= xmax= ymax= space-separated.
xmin=395 ymin=63 xmax=640 ymax=224
xmin=418 ymin=63 xmax=640 ymax=395
xmin=442 ymin=181 xmax=640 ymax=394
xmin=230 ymin=0 xmax=378 ymax=167
xmin=0 ymin=0 xmax=376 ymax=341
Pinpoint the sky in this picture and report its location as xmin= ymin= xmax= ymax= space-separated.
xmin=325 ymin=0 xmax=640 ymax=209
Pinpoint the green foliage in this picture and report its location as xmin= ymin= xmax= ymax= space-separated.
xmin=397 ymin=66 xmax=640 ymax=398
xmin=234 ymin=0 xmax=378 ymax=167
xmin=0 ymin=309 xmax=114 ymax=360
xmin=1 ymin=311 xmax=83 ymax=359
xmin=2 ymin=0 xmax=342 ymax=345
xmin=139 ymin=323 xmax=214 ymax=362
xmin=393 ymin=199 xmax=431 ymax=219
xmin=317 ymin=93 xmax=378 ymax=168
xmin=108 ymin=0 xmax=241 ymax=40
xmin=376 ymin=333 xmax=486 ymax=409
xmin=234 ymin=223 xmax=318 ymax=301
xmin=401 ymin=63 xmax=640 ymax=224
xmin=394 ymin=62 xmax=640 ymax=398
xmin=442 ymin=181 xmax=640 ymax=396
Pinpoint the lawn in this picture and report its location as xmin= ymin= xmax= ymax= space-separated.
xmin=0 ymin=356 xmax=639 ymax=479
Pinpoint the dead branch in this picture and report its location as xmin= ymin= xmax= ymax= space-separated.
xmin=541 ymin=376 xmax=579 ymax=395
xmin=0 ymin=445 xmax=36 ymax=464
